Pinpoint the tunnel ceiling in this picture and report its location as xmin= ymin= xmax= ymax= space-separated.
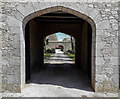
xmin=34 ymin=11 xmax=85 ymax=23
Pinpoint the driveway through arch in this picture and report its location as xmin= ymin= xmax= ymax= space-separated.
xmin=23 ymin=6 xmax=96 ymax=92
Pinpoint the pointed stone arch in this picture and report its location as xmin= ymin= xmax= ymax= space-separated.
xmin=22 ymin=6 xmax=96 ymax=91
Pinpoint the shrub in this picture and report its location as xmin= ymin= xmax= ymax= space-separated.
xmin=46 ymin=48 xmax=55 ymax=53
xmin=68 ymin=53 xmax=75 ymax=60
xmin=51 ymin=48 xmax=55 ymax=53
xmin=44 ymin=53 xmax=51 ymax=58
xmin=68 ymin=53 xmax=75 ymax=58
xmin=64 ymin=49 xmax=74 ymax=54
xmin=46 ymin=49 xmax=51 ymax=53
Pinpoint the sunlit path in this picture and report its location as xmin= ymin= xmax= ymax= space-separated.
xmin=44 ymin=50 xmax=74 ymax=64
xmin=22 ymin=52 xmax=94 ymax=97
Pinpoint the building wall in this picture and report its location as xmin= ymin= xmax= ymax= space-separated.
xmin=0 ymin=1 xmax=119 ymax=93
xmin=46 ymin=41 xmax=72 ymax=52
xmin=118 ymin=1 xmax=120 ymax=90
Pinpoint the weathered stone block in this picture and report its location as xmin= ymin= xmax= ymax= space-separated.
xmin=6 ymin=16 xmax=21 ymax=27
xmin=9 ymin=57 xmax=21 ymax=66
xmin=7 ymin=74 xmax=20 ymax=85
xmin=32 ymin=2 xmax=46 ymax=12
xmin=96 ymin=20 xmax=110 ymax=29
xmin=2 ymin=83 xmax=21 ymax=93
xmin=11 ymin=10 xmax=24 ymax=21
xmin=111 ymin=57 xmax=119 ymax=65
xmin=96 ymin=57 xmax=105 ymax=65
xmin=16 ymin=3 xmax=35 ymax=17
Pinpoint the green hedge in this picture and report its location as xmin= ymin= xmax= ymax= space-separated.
xmin=68 ymin=53 xmax=75 ymax=60
xmin=44 ymin=53 xmax=51 ymax=58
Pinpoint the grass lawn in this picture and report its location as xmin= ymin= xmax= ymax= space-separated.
xmin=44 ymin=53 xmax=51 ymax=58
xmin=67 ymin=53 xmax=75 ymax=60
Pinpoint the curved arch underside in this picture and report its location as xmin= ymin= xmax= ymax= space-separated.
xmin=23 ymin=6 xmax=96 ymax=32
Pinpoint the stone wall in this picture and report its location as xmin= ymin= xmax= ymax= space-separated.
xmin=0 ymin=1 xmax=119 ymax=93
xmin=118 ymin=2 xmax=120 ymax=89
xmin=1 ymin=2 xmax=21 ymax=92
xmin=46 ymin=41 xmax=72 ymax=52
xmin=0 ymin=2 xmax=3 ymax=93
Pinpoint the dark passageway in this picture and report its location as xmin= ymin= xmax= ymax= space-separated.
xmin=25 ymin=11 xmax=93 ymax=91
xmin=29 ymin=53 xmax=93 ymax=91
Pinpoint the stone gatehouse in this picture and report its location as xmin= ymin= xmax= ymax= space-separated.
xmin=45 ymin=34 xmax=75 ymax=52
xmin=0 ymin=0 xmax=120 ymax=95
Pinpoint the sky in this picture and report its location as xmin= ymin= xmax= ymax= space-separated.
xmin=56 ymin=32 xmax=71 ymax=41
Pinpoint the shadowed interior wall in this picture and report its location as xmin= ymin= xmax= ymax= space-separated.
xmin=75 ymin=21 xmax=91 ymax=73
xmin=80 ymin=21 xmax=88 ymax=72
xmin=29 ymin=20 xmax=44 ymax=70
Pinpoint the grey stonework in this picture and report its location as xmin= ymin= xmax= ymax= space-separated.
xmin=0 ymin=0 xmax=119 ymax=94
xmin=46 ymin=41 xmax=72 ymax=52
xmin=45 ymin=34 xmax=75 ymax=52
xmin=118 ymin=1 xmax=120 ymax=90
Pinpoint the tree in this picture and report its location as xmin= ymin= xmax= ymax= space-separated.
xmin=44 ymin=37 xmax=49 ymax=53
xmin=62 ymin=38 xmax=68 ymax=41
xmin=71 ymin=36 xmax=74 ymax=53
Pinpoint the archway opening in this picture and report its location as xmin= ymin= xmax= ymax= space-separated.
xmin=25 ymin=10 xmax=93 ymax=91
xmin=44 ymin=33 xmax=75 ymax=63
